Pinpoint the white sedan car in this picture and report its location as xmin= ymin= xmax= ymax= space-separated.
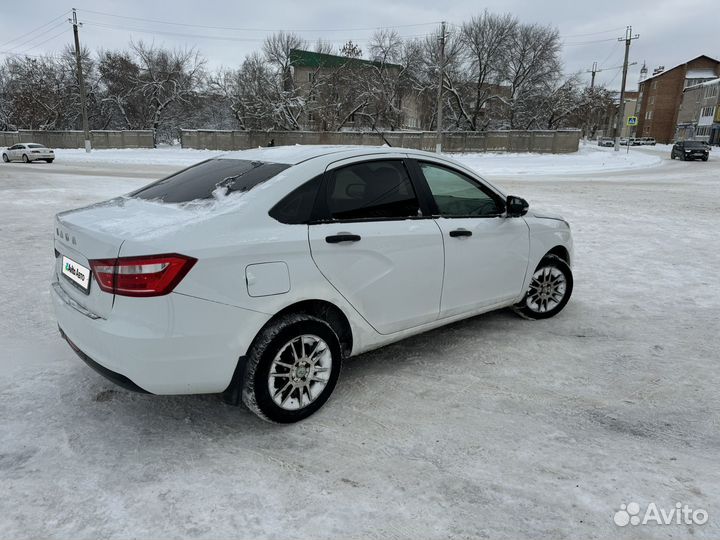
xmin=52 ymin=145 xmax=573 ymax=423
xmin=2 ymin=142 xmax=55 ymax=163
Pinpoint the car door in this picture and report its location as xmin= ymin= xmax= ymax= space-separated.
xmin=414 ymin=159 xmax=530 ymax=318
xmin=308 ymin=157 xmax=444 ymax=335
xmin=8 ymin=144 xmax=20 ymax=160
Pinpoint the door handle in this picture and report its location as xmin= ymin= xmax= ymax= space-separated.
xmin=325 ymin=234 xmax=361 ymax=244
xmin=449 ymin=229 xmax=472 ymax=238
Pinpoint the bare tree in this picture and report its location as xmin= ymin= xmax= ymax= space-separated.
xmin=130 ymin=41 xmax=206 ymax=143
xmin=459 ymin=11 xmax=517 ymax=130
xmin=503 ymin=23 xmax=561 ymax=128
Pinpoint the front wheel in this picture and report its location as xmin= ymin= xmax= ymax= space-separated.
xmin=514 ymin=255 xmax=573 ymax=320
xmin=22 ymin=154 xmax=29 ymax=163
xmin=670 ymin=152 xmax=675 ymax=160
xmin=46 ymin=159 xmax=54 ymax=163
xmin=242 ymin=314 xmax=342 ymax=423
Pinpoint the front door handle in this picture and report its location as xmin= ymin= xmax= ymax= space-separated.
xmin=449 ymin=229 xmax=472 ymax=238
xmin=325 ymin=234 xmax=361 ymax=244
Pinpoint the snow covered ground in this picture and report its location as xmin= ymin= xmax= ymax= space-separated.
xmin=46 ymin=141 xmax=665 ymax=177
xmin=1 ymin=147 xmax=719 ymax=539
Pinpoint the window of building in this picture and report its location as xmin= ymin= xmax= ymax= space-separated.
xmin=652 ymin=81 xmax=657 ymax=90
xmin=650 ymin=95 xmax=655 ymax=105
xmin=645 ymin=110 xmax=653 ymax=120
xmin=701 ymin=106 xmax=716 ymax=117
xmin=704 ymin=85 xmax=718 ymax=99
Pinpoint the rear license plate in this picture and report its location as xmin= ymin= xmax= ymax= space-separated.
xmin=62 ymin=256 xmax=91 ymax=292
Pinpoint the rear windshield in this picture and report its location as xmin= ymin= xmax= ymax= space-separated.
xmin=683 ymin=141 xmax=706 ymax=148
xmin=27 ymin=144 xmax=45 ymax=149
xmin=131 ymin=158 xmax=290 ymax=203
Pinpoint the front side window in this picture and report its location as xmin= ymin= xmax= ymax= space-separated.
xmin=419 ymin=162 xmax=501 ymax=217
xmin=325 ymin=160 xmax=420 ymax=221
xmin=131 ymin=158 xmax=290 ymax=203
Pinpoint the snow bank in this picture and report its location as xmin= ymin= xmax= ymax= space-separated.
xmin=50 ymin=142 xmax=664 ymax=176
xmin=451 ymin=143 xmax=663 ymax=177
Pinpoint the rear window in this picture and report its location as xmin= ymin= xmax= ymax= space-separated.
xmin=683 ymin=141 xmax=706 ymax=148
xmin=27 ymin=144 xmax=46 ymax=149
xmin=131 ymin=158 xmax=290 ymax=203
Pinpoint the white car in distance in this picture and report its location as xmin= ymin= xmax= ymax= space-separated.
xmin=2 ymin=142 xmax=55 ymax=163
xmin=51 ymin=145 xmax=574 ymax=423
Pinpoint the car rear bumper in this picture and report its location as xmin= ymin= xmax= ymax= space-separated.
xmin=51 ymin=279 xmax=271 ymax=394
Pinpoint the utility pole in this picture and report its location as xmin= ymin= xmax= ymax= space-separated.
xmin=589 ymin=61 xmax=598 ymax=89
xmin=435 ymin=21 xmax=446 ymax=153
xmin=613 ymin=26 xmax=639 ymax=151
xmin=69 ymin=8 xmax=91 ymax=153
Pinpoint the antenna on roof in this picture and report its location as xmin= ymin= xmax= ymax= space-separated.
xmin=371 ymin=125 xmax=392 ymax=147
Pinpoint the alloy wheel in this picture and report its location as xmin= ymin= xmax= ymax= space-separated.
xmin=267 ymin=334 xmax=332 ymax=411
xmin=525 ymin=266 xmax=567 ymax=314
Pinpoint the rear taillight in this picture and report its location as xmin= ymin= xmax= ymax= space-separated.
xmin=89 ymin=254 xmax=196 ymax=297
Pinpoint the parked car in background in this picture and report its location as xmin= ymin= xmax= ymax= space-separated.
xmin=51 ymin=145 xmax=574 ymax=423
xmin=671 ymin=140 xmax=709 ymax=161
xmin=2 ymin=143 xmax=54 ymax=163
xmin=639 ymin=137 xmax=656 ymax=146
xmin=598 ymin=137 xmax=614 ymax=147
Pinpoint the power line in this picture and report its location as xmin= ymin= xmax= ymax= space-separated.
xmin=81 ymin=9 xmax=441 ymax=33
xmin=81 ymin=20 xmax=432 ymax=43
xmin=0 ymin=10 xmax=70 ymax=49
xmin=563 ymin=37 xmax=619 ymax=46
xmin=561 ymin=27 xmax=626 ymax=38
xmin=4 ymin=19 xmax=68 ymax=53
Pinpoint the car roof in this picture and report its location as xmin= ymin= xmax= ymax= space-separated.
xmin=218 ymin=144 xmax=457 ymax=165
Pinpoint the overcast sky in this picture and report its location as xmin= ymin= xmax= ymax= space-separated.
xmin=1 ymin=0 xmax=717 ymax=91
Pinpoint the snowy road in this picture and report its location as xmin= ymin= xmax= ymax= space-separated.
xmin=1 ymin=146 xmax=719 ymax=539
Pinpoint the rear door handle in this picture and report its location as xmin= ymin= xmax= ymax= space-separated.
xmin=449 ymin=229 xmax=472 ymax=238
xmin=325 ymin=234 xmax=361 ymax=244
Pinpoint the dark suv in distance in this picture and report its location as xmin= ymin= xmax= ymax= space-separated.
xmin=671 ymin=140 xmax=709 ymax=161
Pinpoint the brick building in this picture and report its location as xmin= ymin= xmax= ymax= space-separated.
xmin=635 ymin=55 xmax=720 ymax=143
xmin=676 ymin=79 xmax=720 ymax=144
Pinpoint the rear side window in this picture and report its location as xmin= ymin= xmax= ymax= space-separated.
xmin=131 ymin=159 xmax=290 ymax=203
xmin=325 ymin=160 xmax=420 ymax=221
xmin=269 ymin=175 xmax=322 ymax=224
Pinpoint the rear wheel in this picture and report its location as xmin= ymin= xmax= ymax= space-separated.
xmin=514 ymin=255 xmax=573 ymax=320
xmin=670 ymin=151 xmax=675 ymax=160
xmin=242 ymin=314 xmax=342 ymax=423
xmin=22 ymin=154 xmax=29 ymax=163
xmin=1 ymin=153 xmax=8 ymax=163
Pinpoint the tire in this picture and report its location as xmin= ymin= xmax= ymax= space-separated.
xmin=46 ymin=159 xmax=54 ymax=163
xmin=670 ymin=152 xmax=675 ymax=160
xmin=1 ymin=154 xmax=8 ymax=163
xmin=242 ymin=314 xmax=342 ymax=423
xmin=702 ymin=156 xmax=708 ymax=162
xmin=514 ymin=254 xmax=573 ymax=320
xmin=22 ymin=154 xmax=29 ymax=163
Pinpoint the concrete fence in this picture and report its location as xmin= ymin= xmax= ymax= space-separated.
xmin=0 ymin=130 xmax=154 ymax=149
xmin=180 ymin=129 xmax=581 ymax=153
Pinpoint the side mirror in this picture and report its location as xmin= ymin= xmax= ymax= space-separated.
xmin=506 ymin=195 xmax=529 ymax=217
